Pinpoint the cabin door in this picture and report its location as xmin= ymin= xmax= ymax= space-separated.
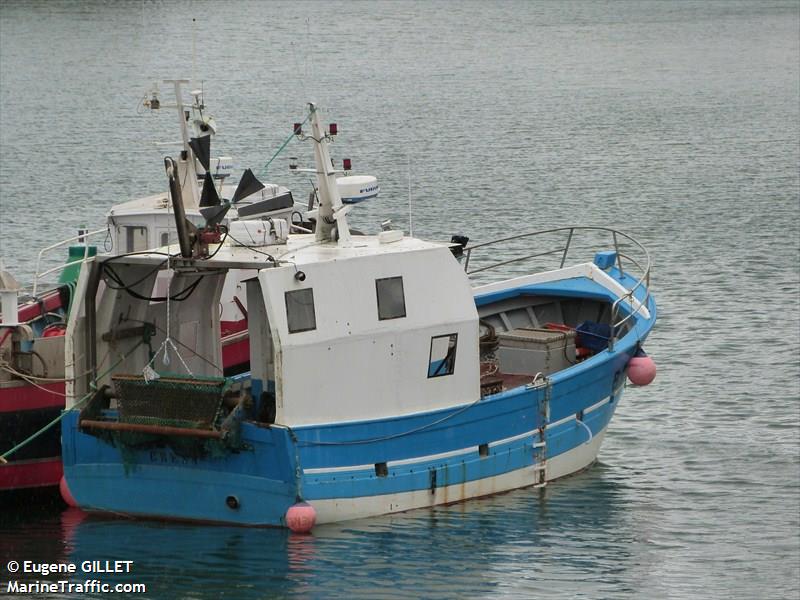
xmin=245 ymin=277 xmax=277 ymax=423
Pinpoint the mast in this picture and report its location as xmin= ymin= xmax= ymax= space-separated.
xmin=308 ymin=103 xmax=352 ymax=245
xmin=164 ymin=79 xmax=201 ymax=209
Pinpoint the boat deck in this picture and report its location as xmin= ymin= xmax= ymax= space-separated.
xmin=479 ymin=362 xmax=539 ymax=395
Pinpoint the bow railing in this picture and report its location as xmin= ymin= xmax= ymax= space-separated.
xmin=462 ymin=226 xmax=651 ymax=349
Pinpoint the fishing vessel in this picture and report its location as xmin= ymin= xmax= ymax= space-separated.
xmin=59 ymin=100 xmax=657 ymax=530
xmin=0 ymin=80 xmax=378 ymax=492
xmin=0 ymin=271 xmax=71 ymax=490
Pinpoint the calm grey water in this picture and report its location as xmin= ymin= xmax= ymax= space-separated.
xmin=1 ymin=1 xmax=798 ymax=598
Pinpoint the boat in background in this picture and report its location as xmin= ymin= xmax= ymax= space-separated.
xmin=107 ymin=79 xmax=379 ymax=327
xmin=0 ymin=271 xmax=71 ymax=490
xmin=59 ymin=100 xmax=657 ymax=531
xmin=0 ymin=80 xmax=379 ymax=492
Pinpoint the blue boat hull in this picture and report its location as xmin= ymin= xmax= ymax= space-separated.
xmin=62 ymin=351 xmax=630 ymax=527
xmin=62 ymin=268 xmax=656 ymax=527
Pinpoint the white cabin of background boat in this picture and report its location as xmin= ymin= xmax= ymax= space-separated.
xmin=104 ymin=87 xmax=363 ymax=258
xmin=104 ymin=80 xmax=208 ymax=255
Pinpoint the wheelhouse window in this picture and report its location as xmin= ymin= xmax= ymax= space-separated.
xmin=428 ymin=333 xmax=458 ymax=378
xmin=376 ymin=276 xmax=406 ymax=320
xmin=125 ymin=226 xmax=148 ymax=252
xmin=285 ymin=288 xmax=317 ymax=333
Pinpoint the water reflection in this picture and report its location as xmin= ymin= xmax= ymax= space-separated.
xmin=38 ymin=467 xmax=637 ymax=599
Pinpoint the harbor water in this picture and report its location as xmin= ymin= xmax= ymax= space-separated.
xmin=1 ymin=1 xmax=798 ymax=598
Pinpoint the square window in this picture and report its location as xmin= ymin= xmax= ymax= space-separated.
xmin=125 ymin=226 xmax=148 ymax=252
xmin=376 ymin=276 xmax=406 ymax=320
xmin=285 ymin=288 xmax=316 ymax=333
xmin=428 ymin=333 xmax=458 ymax=378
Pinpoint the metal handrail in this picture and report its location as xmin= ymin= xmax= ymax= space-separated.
xmin=466 ymin=248 xmax=566 ymax=275
xmin=463 ymin=226 xmax=651 ymax=348
xmin=32 ymin=227 xmax=107 ymax=296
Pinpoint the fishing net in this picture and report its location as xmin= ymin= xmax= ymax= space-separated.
xmin=80 ymin=374 xmax=243 ymax=470
xmin=114 ymin=374 xmax=228 ymax=429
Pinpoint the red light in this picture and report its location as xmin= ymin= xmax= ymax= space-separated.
xmin=329 ymin=123 xmax=338 ymax=136
xmin=293 ymin=123 xmax=302 ymax=135
xmin=343 ymin=158 xmax=352 ymax=170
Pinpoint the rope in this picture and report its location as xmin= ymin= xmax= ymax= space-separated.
xmin=257 ymin=111 xmax=313 ymax=178
xmin=0 ymin=369 xmax=67 ymax=397
xmin=0 ymin=340 xmax=145 ymax=464
xmin=116 ymin=318 xmax=221 ymax=375
xmin=143 ymin=253 xmax=194 ymax=378
xmin=295 ymin=396 xmax=484 ymax=447
xmin=576 ymin=418 xmax=593 ymax=445
xmin=0 ymin=362 xmax=76 ymax=383
xmin=0 ymin=350 xmax=112 ymax=390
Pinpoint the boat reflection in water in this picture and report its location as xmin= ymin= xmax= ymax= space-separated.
xmin=58 ymin=466 xmax=645 ymax=599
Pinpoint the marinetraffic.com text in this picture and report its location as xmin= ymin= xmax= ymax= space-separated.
xmin=4 ymin=560 xmax=145 ymax=595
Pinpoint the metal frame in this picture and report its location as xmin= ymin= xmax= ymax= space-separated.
xmin=32 ymin=227 xmax=108 ymax=296
xmin=463 ymin=226 xmax=651 ymax=348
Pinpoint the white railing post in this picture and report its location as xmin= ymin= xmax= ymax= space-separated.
xmin=32 ymin=227 xmax=107 ymax=296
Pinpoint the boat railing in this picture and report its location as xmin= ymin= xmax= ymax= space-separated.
xmin=463 ymin=226 xmax=651 ymax=348
xmin=32 ymin=227 xmax=108 ymax=297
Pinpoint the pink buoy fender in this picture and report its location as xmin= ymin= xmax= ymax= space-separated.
xmin=59 ymin=475 xmax=78 ymax=508
xmin=627 ymin=350 xmax=656 ymax=386
xmin=286 ymin=501 xmax=316 ymax=533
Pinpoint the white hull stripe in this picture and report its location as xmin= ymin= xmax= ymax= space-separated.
xmin=488 ymin=429 xmax=540 ymax=448
xmin=312 ymin=426 xmax=609 ymax=525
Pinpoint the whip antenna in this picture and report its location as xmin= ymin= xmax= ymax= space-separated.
xmin=408 ymin=154 xmax=413 ymax=237
xmin=191 ymin=18 xmax=197 ymax=86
